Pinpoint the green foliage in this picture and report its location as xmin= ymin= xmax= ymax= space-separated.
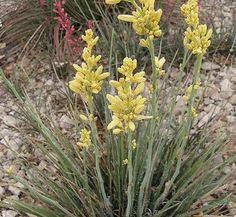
xmin=0 ymin=63 xmax=234 ymax=217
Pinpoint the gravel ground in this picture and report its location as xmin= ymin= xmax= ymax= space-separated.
xmin=0 ymin=0 xmax=19 ymax=19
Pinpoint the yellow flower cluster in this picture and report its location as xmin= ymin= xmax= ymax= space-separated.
xmin=181 ymin=0 xmax=212 ymax=55
xmin=77 ymin=128 xmax=92 ymax=148
xmin=105 ymin=0 xmax=162 ymax=46
xmin=69 ymin=29 xmax=110 ymax=100
xmin=107 ymin=57 xmax=151 ymax=134
xmin=184 ymin=25 xmax=212 ymax=55
xmin=180 ymin=0 xmax=199 ymax=28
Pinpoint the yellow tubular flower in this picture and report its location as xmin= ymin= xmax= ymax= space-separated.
xmin=131 ymin=139 xmax=137 ymax=150
xmin=180 ymin=0 xmax=199 ymax=28
xmin=118 ymin=8 xmax=162 ymax=38
xmin=69 ymin=29 xmax=110 ymax=100
xmin=183 ymin=82 xmax=200 ymax=103
xmin=105 ymin=0 xmax=121 ymax=4
xmin=107 ymin=58 xmax=151 ymax=134
xmin=155 ymin=56 xmax=166 ymax=76
xmin=105 ymin=0 xmax=162 ymax=44
xmin=184 ymin=24 xmax=212 ymax=55
xmin=191 ymin=107 xmax=197 ymax=118
xmin=123 ymin=159 xmax=129 ymax=165
xmin=77 ymin=128 xmax=92 ymax=148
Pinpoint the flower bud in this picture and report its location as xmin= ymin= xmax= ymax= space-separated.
xmin=105 ymin=0 xmax=121 ymax=4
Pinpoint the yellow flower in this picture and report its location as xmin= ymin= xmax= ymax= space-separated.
xmin=77 ymin=128 xmax=92 ymax=148
xmin=155 ymin=56 xmax=165 ymax=76
xmin=105 ymin=0 xmax=121 ymax=4
xmin=118 ymin=8 xmax=162 ymax=38
xmin=69 ymin=29 xmax=110 ymax=100
xmin=107 ymin=57 xmax=151 ymax=134
xmin=131 ymin=139 xmax=137 ymax=150
xmin=181 ymin=0 xmax=199 ymax=28
xmin=5 ymin=166 xmax=15 ymax=176
xmin=123 ymin=159 xmax=129 ymax=165
xmin=184 ymin=25 xmax=212 ymax=55
xmin=191 ymin=107 xmax=197 ymax=118
xmin=183 ymin=82 xmax=200 ymax=103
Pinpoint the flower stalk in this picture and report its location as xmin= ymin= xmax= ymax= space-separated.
xmin=87 ymin=95 xmax=110 ymax=208
xmin=125 ymin=131 xmax=134 ymax=217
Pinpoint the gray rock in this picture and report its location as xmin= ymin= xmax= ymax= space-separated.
xmin=0 ymin=170 xmax=4 ymax=179
xmin=201 ymin=62 xmax=220 ymax=71
xmin=220 ymin=79 xmax=233 ymax=99
xmin=6 ymin=150 xmax=15 ymax=160
xmin=230 ymin=76 xmax=236 ymax=83
xmin=204 ymin=98 xmax=214 ymax=105
xmin=203 ymin=105 xmax=221 ymax=116
xmin=220 ymin=78 xmax=232 ymax=91
xmin=198 ymin=114 xmax=211 ymax=127
xmin=223 ymin=166 xmax=232 ymax=174
xmin=0 ymin=186 xmax=5 ymax=196
xmin=0 ymin=128 xmax=14 ymax=137
xmin=226 ymin=116 xmax=236 ymax=123
xmin=59 ymin=114 xmax=73 ymax=129
xmin=8 ymin=186 xmax=21 ymax=196
xmin=210 ymin=92 xmax=221 ymax=101
xmin=14 ymin=182 xmax=24 ymax=189
xmin=1 ymin=210 xmax=18 ymax=217
xmin=174 ymin=96 xmax=186 ymax=115
xmin=228 ymin=67 xmax=236 ymax=75
xmin=2 ymin=115 xmax=18 ymax=127
xmin=45 ymin=79 xmax=54 ymax=86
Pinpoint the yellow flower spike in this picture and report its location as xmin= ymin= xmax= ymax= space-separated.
xmin=184 ymin=25 xmax=212 ymax=55
xmin=77 ymin=128 xmax=92 ymax=148
xmin=181 ymin=0 xmax=199 ymax=28
xmin=107 ymin=57 xmax=149 ymax=134
xmin=69 ymin=29 xmax=110 ymax=99
xmin=115 ymin=1 xmax=162 ymax=39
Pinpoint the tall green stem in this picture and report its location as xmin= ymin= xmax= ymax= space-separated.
xmin=87 ymin=95 xmax=110 ymax=209
xmin=138 ymin=37 xmax=157 ymax=215
xmin=186 ymin=54 xmax=203 ymax=124
xmin=164 ymin=54 xmax=203 ymax=201
xmin=125 ymin=131 xmax=133 ymax=217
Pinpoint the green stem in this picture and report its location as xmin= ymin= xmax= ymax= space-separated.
xmin=129 ymin=0 xmax=140 ymax=10
xmin=87 ymin=95 xmax=110 ymax=209
xmin=149 ymin=38 xmax=158 ymax=115
xmin=186 ymin=54 xmax=203 ymax=124
xmin=138 ymin=37 xmax=157 ymax=215
xmin=160 ymin=54 xmax=203 ymax=206
xmin=125 ymin=131 xmax=133 ymax=217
